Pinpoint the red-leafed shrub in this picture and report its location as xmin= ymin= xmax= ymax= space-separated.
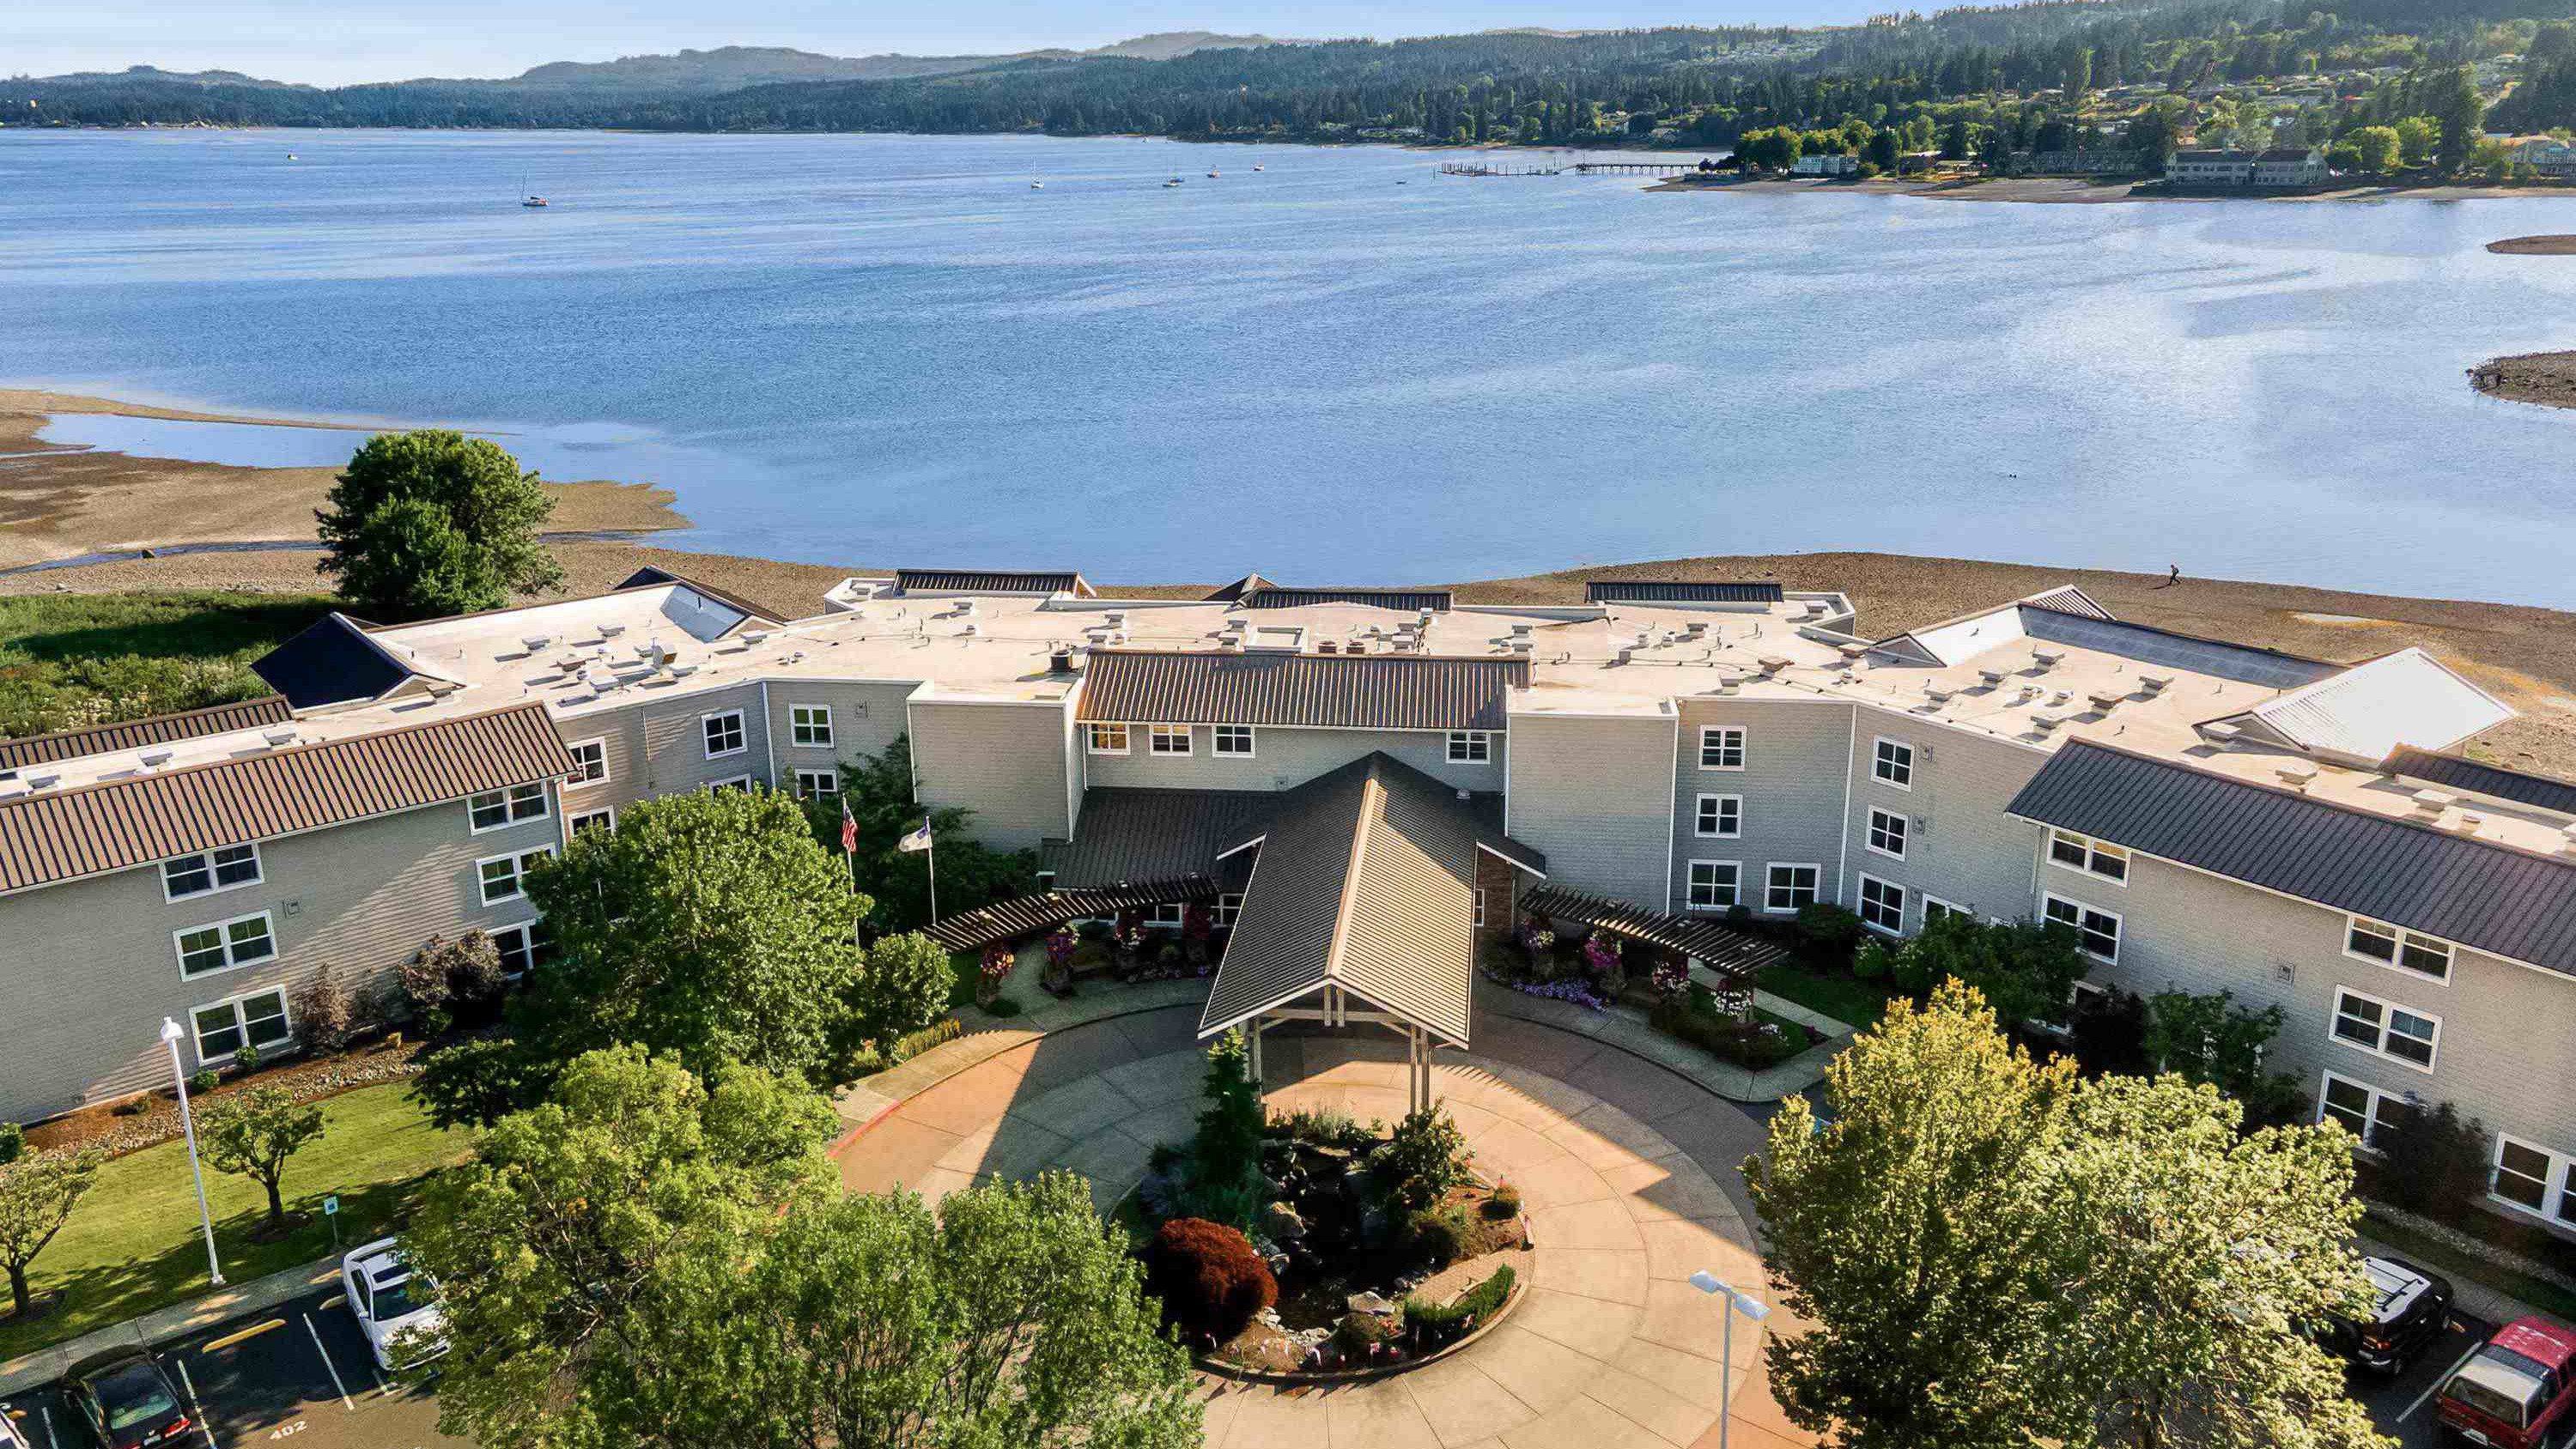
xmin=1145 ymin=1216 xmax=1277 ymax=1341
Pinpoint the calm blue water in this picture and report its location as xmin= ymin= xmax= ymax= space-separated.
xmin=4 ymin=128 xmax=2576 ymax=602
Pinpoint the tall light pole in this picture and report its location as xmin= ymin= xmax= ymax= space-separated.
xmin=160 ymin=1018 xmax=225 ymax=1287
xmin=1689 ymin=1269 xmax=1771 ymax=1449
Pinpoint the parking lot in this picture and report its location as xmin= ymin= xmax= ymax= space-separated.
xmin=2351 ymin=1306 xmax=2493 ymax=1449
xmin=1 ymin=1284 xmax=468 ymax=1449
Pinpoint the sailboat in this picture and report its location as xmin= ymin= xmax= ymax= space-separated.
xmin=1030 ymin=180 xmax=1045 ymax=189
xmin=521 ymin=175 xmax=550 ymax=208
xmin=1253 ymin=163 xmax=1265 ymax=172
xmin=1163 ymin=176 xmax=1182 ymax=187
xmin=1207 ymin=168 xmax=1221 ymax=178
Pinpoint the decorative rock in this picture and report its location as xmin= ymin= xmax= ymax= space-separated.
xmin=1261 ymin=1200 xmax=1307 ymax=1240
xmin=1346 ymin=1290 xmax=1399 ymax=1317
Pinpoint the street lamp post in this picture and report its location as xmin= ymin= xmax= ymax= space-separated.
xmin=160 ymin=1018 xmax=225 ymax=1288
xmin=1689 ymin=1269 xmax=1771 ymax=1449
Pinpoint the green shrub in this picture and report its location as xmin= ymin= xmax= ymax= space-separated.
xmin=1650 ymin=996 xmax=1812 ymax=1070
xmin=1371 ymin=1106 xmax=1470 ymax=1214
xmin=1405 ymin=1264 xmax=1516 ymax=1349
xmin=1148 ymin=1142 xmax=1187 ymax=1175
xmin=111 ymin=1098 xmax=149 ymax=1117
xmin=1483 ymin=1181 xmax=1522 ymax=1220
xmin=1851 ymin=943 xmax=1889 ymax=980
xmin=1269 ymin=1106 xmax=1377 ymax=1149
xmin=1335 ymin=1310 xmax=1400 ymax=1357
xmin=1407 ymin=1204 xmax=1474 ymax=1265
xmin=1795 ymin=902 xmax=1863 ymax=955
xmin=190 ymin=1070 xmax=221 ymax=1096
xmin=2373 ymin=1100 xmax=2492 ymax=1221
xmin=0 ymin=1124 xmax=22 ymax=1166
xmin=891 ymin=1017 xmax=963 ymax=1063
xmin=983 ymin=996 xmax=1023 ymax=1018
xmin=1145 ymin=1217 xmax=1277 ymax=1342
xmin=233 ymin=1044 xmax=263 ymax=1074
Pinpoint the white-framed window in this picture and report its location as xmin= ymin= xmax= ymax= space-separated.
xmin=1148 ymin=725 xmax=1193 ymax=756
xmin=2491 ymin=1136 xmax=2576 ymax=1227
xmin=1473 ymin=888 xmax=1486 ymax=928
xmin=1765 ymin=864 xmax=1819 ymax=914
xmin=1857 ymin=874 xmax=1905 ymax=934
xmin=1447 ymin=731 xmax=1493 ymax=764
xmin=568 ymin=807 xmax=615 ymax=836
xmin=702 ymin=710 xmax=747 ymax=760
xmin=1215 ymin=893 xmax=1243 ymax=928
xmin=793 ymin=768 xmax=839 ymax=800
xmin=788 ymin=705 xmax=833 ymax=749
xmin=564 ymin=738 xmax=609 ymax=787
xmin=1873 ymin=737 xmax=1914 ymax=789
xmin=1922 ymin=896 xmax=1966 ymax=925
xmin=2330 ymin=985 xmax=2438 ymax=1071
xmin=1686 ymin=860 xmax=1741 ymax=912
xmin=1086 ymin=723 xmax=1130 ymax=755
xmin=707 ymin=775 xmax=753 ymax=794
xmin=1866 ymin=808 xmax=1907 ymax=860
xmin=162 ymin=843 xmax=262 ymax=902
xmin=1699 ymin=726 xmax=1746 ymax=771
xmin=2318 ymin=1070 xmax=2411 ymax=1149
xmin=478 ymin=846 xmax=554 ymax=906
xmin=469 ymin=782 xmax=550 ymax=833
xmin=1695 ymin=793 xmax=1742 ymax=839
xmin=1213 ymin=724 xmax=1255 ymax=757
xmin=2042 ymin=894 xmax=2120 ymax=962
xmin=1149 ymin=901 xmax=1185 ymax=925
xmin=489 ymin=919 xmax=558 ymax=979
xmin=175 ymin=910 xmax=277 ymax=979
xmin=2345 ymin=916 xmax=2451 ymax=983
xmin=2047 ymin=829 xmax=2129 ymax=885
xmin=190 ymin=987 xmax=290 ymax=1064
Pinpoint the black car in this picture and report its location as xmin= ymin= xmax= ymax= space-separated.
xmin=61 ymin=1349 xmax=191 ymax=1448
xmin=2318 ymin=1255 xmax=2455 ymax=1375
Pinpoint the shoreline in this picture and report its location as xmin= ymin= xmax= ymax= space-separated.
xmin=0 ymin=388 xmax=689 ymax=572
xmin=1643 ymin=172 xmax=2576 ymax=205
xmin=2469 ymin=352 xmax=2576 ymax=413
xmin=6 ymin=386 xmax=2576 ymax=776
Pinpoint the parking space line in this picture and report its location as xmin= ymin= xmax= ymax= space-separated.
xmin=2403 ymin=1340 xmax=2484 ymax=1422
xmin=36 ymin=1403 xmax=56 ymax=1449
xmin=201 ymin=1317 xmax=287 ymax=1353
xmin=301 ymin=1314 xmax=355 ymax=1411
xmin=318 ymin=1294 xmax=345 ymax=1313
xmin=173 ymin=1359 xmax=221 ymax=1449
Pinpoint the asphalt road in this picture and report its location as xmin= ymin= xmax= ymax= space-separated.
xmin=1 ymin=1283 xmax=468 ymax=1449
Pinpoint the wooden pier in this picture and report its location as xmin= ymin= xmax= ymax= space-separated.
xmin=1572 ymin=161 xmax=1710 ymax=175
xmin=1438 ymin=161 xmax=1563 ymax=177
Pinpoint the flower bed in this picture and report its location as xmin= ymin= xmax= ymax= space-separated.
xmin=25 ymin=1033 xmax=432 ymax=1160
xmin=1649 ymin=981 xmax=1816 ymax=1070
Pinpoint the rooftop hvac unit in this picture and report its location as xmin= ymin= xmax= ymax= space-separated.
xmin=2030 ymin=715 xmax=2063 ymax=734
xmin=599 ymin=623 xmax=626 ymax=638
xmin=520 ymin=634 xmax=553 ymax=652
xmin=1049 ymin=649 xmax=1077 ymax=675
xmin=1317 ymin=640 xmax=1340 ymax=654
xmin=25 ymin=773 xmax=58 ymax=791
xmin=1757 ymin=654 xmax=1793 ymax=674
xmin=1509 ymin=622 xmax=1534 ymax=638
xmin=1104 ymin=610 xmax=1127 ymax=627
xmin=1614 ymin=646 xmax=1635 ymax=665
xmin=744 ymin=629 xmax=773 ymax=645
xmin=2087 ymin=692 xmax=2124 ymax=712
xmin=264 ymin=729 xmax=298 ymax=748
xmin=669 ymin=663 xmax=699 ymax=678
xmin=1510 ymin=639 xmax=1534 ymax=655
xmin=1978 ymin=668 xmax=2008 ymax=685
xmin=953 ymin=604 xmax=975 ymax=621
xmin=2411 ymin=788 xmax=2456 ymax=816
xmin=140 ymin=749 xmax=173 ymax=768
xmin=1686 ymin=621 xmax=1710 ymax=638
xmin=2032 ymin=649 xmax=2065 ymax=668
xmin=1925 ymin=686 xmax=1955 ymax=704
xmin=2138 ymin=673 xmax=2172 ymax=693
xmin=2276 ymin=762 xmax=2318 ymax=791
xmin=2201 ymin=721 xmax=2242 ymax=743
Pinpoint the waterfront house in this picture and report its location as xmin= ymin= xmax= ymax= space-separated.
xmin=2166 ymin=147 xmax=2328 ymax=187
xmin=8 ymin=567 xmax=2576 ymax=1238
xmin=1791 ymin=153 xmax=1859 ymax=177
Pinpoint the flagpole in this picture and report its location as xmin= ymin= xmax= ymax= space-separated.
xmin=927 ymin=826 xmax=939 ymax=925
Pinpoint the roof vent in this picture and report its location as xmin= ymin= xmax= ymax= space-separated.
xmin=1455 ymin=788 xmax=1471 ymax=803
xmin=1510 ymin=622 xmax=1534 ymax=639
xmin=2032 ymin=649 xmax=2065 ymax=670
xmin=2201 ymin=721 xmax=2242 ymax=744
xmin=2087 ymin=691 xmax=2124 ymax=712
xmin=264 ymin=729 xmax=298 ymax=748
xmin=1757 ymin=654 xmax=1793 ymax=675
xmin=2138 ymin=673 xmax=2173 ymax=694
xmin=1978 ymin=668 xmax=2008 ymax=686
xmin=2451 ymin=811 xmax=2485 ymax=835
xmin=669 ymin=663 xmax=699 ymax=679
xmin=25 ymin=772 xmax=58 ymax=791
xmin=2559 ymin=822 xmax=2576 ymax=857
xmin=598 ymin=623 xmax=626 ymax=638
xmin=2030 ymin=715 xmax=2063 ymax=734
xmin=743 ymin=629 xmax=772 ymax=645
xmin=2051 ymin=690 xmax=2074 ymax=706
xmin=2410 ymin=788 xmax=2457 ymax=817
xmin=1317 ymin=639 xmax=1340 ymax=654
xmin=1686 ymin=621 xmax=1710 ymax=639
xmin=139 ymin=749 xmax=174 ymax=768
xmin=1049 ymin=649 xmax=1077 ymax=675
xmin=960 ymin=622 xmax=981 ymax=638
xmin=1105 ymin=610 xmax=1127 ymax=627
xmin=1925 ymin=685 xmax=1955 ymax=704
xmin=2277 ymin=762 xmax=2318 ymax=792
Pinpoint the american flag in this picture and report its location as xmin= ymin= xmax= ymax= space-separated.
xmin=840 ymin=797 xmax=858 ymax=856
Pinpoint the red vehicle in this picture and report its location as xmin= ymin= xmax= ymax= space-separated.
xmin=2439 ymin=1317 xmax=2576 ymax=1448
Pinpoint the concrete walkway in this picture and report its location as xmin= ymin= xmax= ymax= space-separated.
xmin=834 ymin=999 xmax=1819 ymax=1449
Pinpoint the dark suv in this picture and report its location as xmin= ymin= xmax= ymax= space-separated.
xmin=2318 ymin=1255 xmax=2454 ymax=1375
xmin=61 ymin=1349 xmax=191 ymax=1449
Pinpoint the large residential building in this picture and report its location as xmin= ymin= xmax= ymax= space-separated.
xmin=2166 ymin=147 xmax=2330 ymax=187
xmin=8 ymin=566 xmax=2576 ymax=1234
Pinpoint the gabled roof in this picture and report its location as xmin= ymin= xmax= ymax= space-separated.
xmin=1200 ymin=754 xmax=1493 ymax=1045
xmin=1243 ymin=586 xmax=1454 ymax=613
xmin=2007 ymin=740 xmax=2576 ymax=978
xmin=1205 ymin=573 xmax=1273 ymax=603
xmin=2019 ymin=609 xmax=2341 ymax=689
xmin=0 ymin=702 xmax=573 ymax=894
xmin=895 ymin=567 xmax=1094 ymax=597
xmin=1584 ymin=580 xmax=1783 ymax=605
xmin=2211 ymin=648 xmax=2512 ymax=762
xmin=610 ymin=566 xmax=789 ymax=627
xmin=1077 ymin=651 xmax=1527 ymax=732
xmin=2018 ymin=585 xmax=2113 ymax=622
xmin=2382 ymin=749 xmax=2576 ymax=818
xmin=0 ymin=697 xmax=294 ymax=773
xmin=251 ymin=613 xmax=424 ymax=710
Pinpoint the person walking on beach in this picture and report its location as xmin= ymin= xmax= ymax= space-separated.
xmin=2162 ymin=563 xmax=2182 ymax=589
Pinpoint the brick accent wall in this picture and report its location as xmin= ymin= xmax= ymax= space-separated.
xmin=1475 ymin=849 xmax=1521 ymax=949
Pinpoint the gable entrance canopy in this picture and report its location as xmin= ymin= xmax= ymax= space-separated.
xmin=1195 ymin=754 xmax=1544 ymax=1113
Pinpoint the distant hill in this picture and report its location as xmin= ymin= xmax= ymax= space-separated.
xmin=23 ymin=64 xmax=311 ymax=90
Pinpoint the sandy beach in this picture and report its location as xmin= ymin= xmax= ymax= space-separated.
xmin=0 ymin=389 xmax=690 ymax=571
xmin=6 ymin=388 xmax=2576 ymax=777
xmin=2468 ymin=352 xmax=2576 ymax=414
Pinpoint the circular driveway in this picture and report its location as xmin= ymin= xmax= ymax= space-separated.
xmin=834 ymin=1004 xmax=1812 ymax=1449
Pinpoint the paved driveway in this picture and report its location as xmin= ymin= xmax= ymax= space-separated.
xmin=834 ymin=1003 xmax=1810 ymax=1449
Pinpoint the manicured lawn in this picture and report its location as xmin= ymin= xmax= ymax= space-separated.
xmin=1757 ymin=961 xmax=1897 ymax=1034
xmin=0 ymin=1082 xmax=472 ymax=1360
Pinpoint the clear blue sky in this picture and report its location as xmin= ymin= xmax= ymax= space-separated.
xmin=16 ymin=0 xmax=1876 ymax=87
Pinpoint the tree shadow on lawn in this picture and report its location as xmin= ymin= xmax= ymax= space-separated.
xmin=0 ymin=1173 xmax=440 ymax=1362
xmin=0 ymin=596 xmax=334 ymax=665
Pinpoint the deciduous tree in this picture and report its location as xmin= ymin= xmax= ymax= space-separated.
xmin=201 ymin=1087 xmax=325 ymax=1232
xmin=1856 ymin=911 xmax=2088 ymax=1030
xmin=315 ymin=431 xmax=563 ymax=622
xmin=1751 ymin=982 xmax=2081 ymax=1449
xmin=2348 ymin=124 xmax=2402 ymax=174
xmin=0 ymin=1149 xmax=102 ymax=1317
